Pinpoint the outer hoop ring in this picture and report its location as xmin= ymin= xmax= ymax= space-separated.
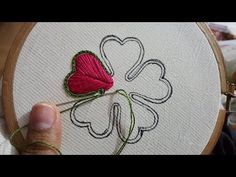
xmin=2 ymin=22 xmax=227 ymax=154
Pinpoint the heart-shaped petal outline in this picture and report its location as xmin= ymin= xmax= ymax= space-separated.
xmin=114 ymin=100 xmax=159 ymax=144
xmin=129 ymin=59 xmax=173 ymax=104
xmin=70 ymin=96 xmax=116 ymax=139
xmin=100 ymin=35 xmax=144 ymax=78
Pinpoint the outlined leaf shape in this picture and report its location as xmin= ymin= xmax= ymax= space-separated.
xmin=65 ymin=51 xmax=113 ymax=96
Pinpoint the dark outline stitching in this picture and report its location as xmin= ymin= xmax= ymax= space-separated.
xmin=70 ymin=96 xmax=115 ymax=139
xmin=100 ymin=35 xmax=172 ymax=143
xmin=115 ymin=100 xmax=159 ymax=144
xmin=69 ymin=35 xmax=173 ymax=143
xmin=129 ymin=59 xmax=173 ymax=104
xmin=100 ymin=35 xmax=144 ymax=78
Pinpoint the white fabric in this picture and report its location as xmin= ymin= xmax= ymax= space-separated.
xmin=10 ymin=23 xmax=221 ymax=154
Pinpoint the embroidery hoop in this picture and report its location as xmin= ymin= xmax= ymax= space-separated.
xmin=2 ymin=22 xmax=227 ymax=154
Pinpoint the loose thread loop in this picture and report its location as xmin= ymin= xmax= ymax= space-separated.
xmin=10 ymin=89 xmax=135 ymax=155
xmin=9 ymin=124 xmax=28 ymax=149
xmin=10 ymin=125 xmax=62 ymax=155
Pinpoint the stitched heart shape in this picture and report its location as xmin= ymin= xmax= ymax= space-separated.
xmin=65 ymin=51 xmax=113 ymax=96
xmin=99 ymin=35 xmax=144 ymax=78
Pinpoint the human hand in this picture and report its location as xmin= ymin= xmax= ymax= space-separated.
xmin=22 ymin=103 xmax=62 ymax=155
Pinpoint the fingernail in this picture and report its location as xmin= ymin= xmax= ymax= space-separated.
xmin=30 ymin=103 xmax=56 ymax=131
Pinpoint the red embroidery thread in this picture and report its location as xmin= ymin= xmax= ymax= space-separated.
xmin=64 ymin=51 xmax=113 ymax=96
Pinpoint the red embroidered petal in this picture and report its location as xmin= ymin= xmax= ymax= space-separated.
xmin=67 ymin=52 xmax=113 ymax=94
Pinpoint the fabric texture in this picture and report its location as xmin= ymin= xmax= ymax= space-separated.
xmin=10 ymin=23 xmax=221 ymax=154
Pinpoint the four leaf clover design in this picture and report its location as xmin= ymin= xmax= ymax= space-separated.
xmin=64 ymin=35 xmax=173 ymax=144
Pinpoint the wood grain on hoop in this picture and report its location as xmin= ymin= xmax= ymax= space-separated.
xmin=0 ymin=23 xmax=24 ymax=108
xmin=2 ymin=22 xmax=227 ymax=154
xmin=201 ymin=110 xmax=225 ymax=154
xmin=197 ymin=22 xmax=227 ymax=94
xmin=0 ymin=23 xmax=24 ymax=78
xmin=2 ymin=23 xmax=35 ymax=151
xmin=197 ymin=22 xmax=227 ymax=154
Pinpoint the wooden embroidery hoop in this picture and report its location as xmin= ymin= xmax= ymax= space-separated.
xmin=2 ymin=22 xmax=229 ymax=154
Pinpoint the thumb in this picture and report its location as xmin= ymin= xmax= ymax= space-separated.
xmin=22 ymin=103 xmax=62 ymax=155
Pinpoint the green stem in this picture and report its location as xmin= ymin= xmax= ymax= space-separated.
xmin=115 ymin=89 xmax=135 ymax=155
